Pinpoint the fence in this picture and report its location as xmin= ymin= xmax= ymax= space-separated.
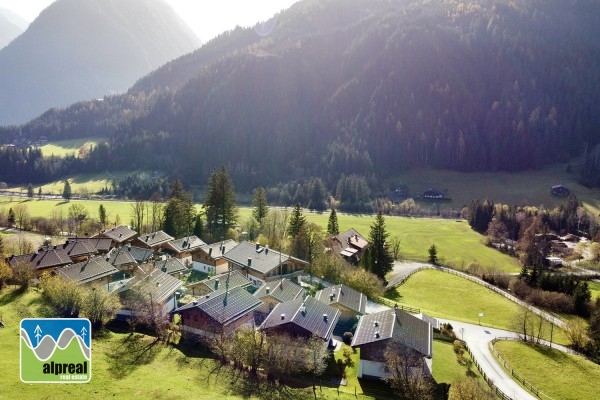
xmin=490 ymin=337 xmax=553 ymax=400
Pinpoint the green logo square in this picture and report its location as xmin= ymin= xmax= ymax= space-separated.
xmin=20 ymin=318 xmax=92 ymax=383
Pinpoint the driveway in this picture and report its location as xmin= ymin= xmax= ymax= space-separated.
xmin=386 ymin=260 xmax=429 ymax=288
xmin=439 ymin=319 xmax=537 ymax=400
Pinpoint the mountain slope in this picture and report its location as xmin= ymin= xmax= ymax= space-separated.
xmin=0 ymin=0 xmax=200 ymax=125
xmin=0 ymin=9 xmax=25 ymax=49
xmin=2 ymin=0 xmax=600 ymax=190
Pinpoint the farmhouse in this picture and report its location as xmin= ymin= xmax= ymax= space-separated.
xmin=133 ymin=230 xmax=174 ymax=253
xmin=162 ymin=235 xmax=206 ymax=267
xmin=173 ymin=286 xmax=262 ymax=339
xmin=154 ymin=257 xmax=188 ymax=279
xmin=422 ymin=188 xmax=444 ymax=200
xmin=118 ymin=265 xmax=184 ymax=315
xmin=351 ymin=308 xmax=433 ymax=379
xmin=551 ymin=185 xmax=570 ymax=197
xmin=259 ymin=296 xmax=341 ymax=348
xmin=56 ymin=239 xmax=98 ymax=263
xmin=67 ymin=237 xmax=112 ymax=255
xmin=7 ymin=246 xmax=72 ymax=277
xmin=314 ymin=283 xmax=366 ymax=323
xmin=223 ymin=241 xmax=307 ymax=287
xmin=332 ymin=228 xmax=369 ymax=264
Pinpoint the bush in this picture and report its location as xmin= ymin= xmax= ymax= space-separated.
xmin=342 ymin=332 xmax=353 ymax=345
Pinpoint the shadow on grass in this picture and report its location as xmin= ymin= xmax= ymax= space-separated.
xmin=106 ymin=333 xmax=161 ymax=378
xmin=384 ymin=287 xmax=403 ymax=301
xmin=0 ymin=286 xmax=27 ymax=306
xmin=27 ymin=294 xmax=58 ymax=318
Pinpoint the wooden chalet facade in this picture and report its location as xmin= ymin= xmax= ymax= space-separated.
xmin=192 ymin=239 xmax=238 ymax=275
xmin=94 ymin=225 xmax=137 ymax=247
xmin=161 ymin=235 xmax=206 ymax=267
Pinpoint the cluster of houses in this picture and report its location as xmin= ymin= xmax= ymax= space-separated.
xmin=5 ymin=225 xmax=434 ymax=380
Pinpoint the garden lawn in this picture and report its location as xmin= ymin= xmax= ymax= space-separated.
xmin=494 ymin=340 xmax=600 ymax=400
xmin=388 ymin=269 xmax=569 ymax=345
xmin=432 ymin=339 xmax=481 ymax=384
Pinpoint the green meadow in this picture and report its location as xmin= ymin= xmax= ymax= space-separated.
xmin=494 ymin=340 xmax=600 ymax=400
xmin=389 ymin=269 xmax=569 ymax=345
xmin=39 ymin=138 xmax=107 ymax=158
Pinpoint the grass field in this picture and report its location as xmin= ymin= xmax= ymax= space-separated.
xmin=388 ymin=269 xmax=569 ymax=345
xmin=588 ymin=280 xmax=600 ymax=302
xmin=494 ymin=340 xmax=600 ymax=400
xmin=39 ymin=138 xmax=107 ymax=158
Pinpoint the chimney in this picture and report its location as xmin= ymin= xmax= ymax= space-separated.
xmin=215 ymin=279 xmax=219 ymax=290
xmin=265 ymin=245 xmax=269 ymax=255
xmin=280 ymin=313 xmax=285 ymax=320
xmin=323 ymin=314 xmax=328 ymax=322
xmin=256 ymin=242 xmax=260 ymax=251
xmin=265 ymin=286 xmax=270 ymax=294
xmin=192 ymin=300 xmax=198 ymax=305
xmin=247 ymin=257 xmax=252 ymax=267
xmin=374 ymin=321 xmax=379 ymax=327
xmin=208 ymin=247 xmax=212 ymax=256
xmin=375 ymin=331 xmax=380 ymax=338
xmin=300 ymin=305 xmax=306 ymax=315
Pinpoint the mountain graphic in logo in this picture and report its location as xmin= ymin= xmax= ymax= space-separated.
xmin=20 ymin=318 xmax=92 ymax=383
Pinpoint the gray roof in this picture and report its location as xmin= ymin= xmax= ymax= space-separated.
xmin=154 ymin=258 xmax=187 ymax=275
xmin=107 ymin=247 xmax=137 ymax=267
xmin=57 ymin=240 xmax=98 ymax=259
xmin=122 ymin=266 xmax=183 ymax=304
xmin=137 ymin=230 xmax=174 ymax=247
xmin=351 ymin=309 xmax=432 ymax=357
xmin=174 ymin=286 xmax=262 ymax=326
xmin=67 ymin=237 xmax=112 ymax=253
xmin=260 ymin=296 xmax=340 ymax=341
xmin=335 ymin=228 xmax=369 ymax=250
xmin=224 ymin=241 xmax=308 ymax=275
xmin=8 ymin=247 xmax=72 ymax=271
xmin=166 ymin=236 xmax=206 ymax=253
xmin=188 ymin=270 xmax=251 ymax=292
xmin=56 ymin=257 xmax=118 ymax=284
xmin=96 ymin=225 xmax=137 ymax=243
xmin=315 ymin=284 xmax=366 ymax=315
xmin=126 ymin=246 xmax=154 ymax=263
xmin=254 ymin=278 xmax=305 ymax=303
xmin=199 ymin=239 xmax=238 ymax=259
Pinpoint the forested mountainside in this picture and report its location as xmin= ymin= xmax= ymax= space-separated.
xmin=0 ymin=10 xmax=25 ymax=49
xmin=0 ymin=0 xmax=200 ymax=125
xmin=2 ymin=0 xmax=600 ymax=191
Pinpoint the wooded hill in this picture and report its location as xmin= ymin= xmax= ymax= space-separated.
xmin=1 ymin=0 xmax=600 ymax=192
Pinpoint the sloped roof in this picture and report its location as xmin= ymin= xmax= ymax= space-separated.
xmin=107 ymin=247 xmax=137 ymax=267
xmin=127 ymin=246 xmax=154 ymax=263
xmin=351 ymin=309 xmax=432 ymax=357
xmin=67 ymin=237 xmax=112 ymax=253
xmin=335 ymin=228 xmax=369 ymax=250
xmin=96 ymin=225 xmax=137 ymax=243
xmin=122 ymin=266 xmax=183 ymax=304
xmin=224 ymin=241 xmax=308 ymax=275
xmin=166 ymin=236 xmax=206 ymax=253
xmin=154 ymin=258 xmax=187 ymax=275
xmin=254 ymin=278 xmax=305 ymax=303
xmin=137 ymin=230 xmax=174 ymax=247
xmin=174 ymin=286 xmax=262 ymax=326
xmin=57 ymin=240 xmax=98 ymax=259
xmin=315 ymin=284 xmax=366 ymax=315
xmin=188 ymin=270 xmax=251 ymax=292
xmin=260 ymin=296 xmax=340 ymax=341
xmin=199 ymin=239 xmax=238 ymax=259
xmin=56 ymin=256 xmax=118 ymax=284
xmin=8 ymin=247 xmax=72 ymax=271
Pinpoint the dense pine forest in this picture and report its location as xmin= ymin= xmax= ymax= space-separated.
xmin=1 ymin=0 xmax=600 ymax=192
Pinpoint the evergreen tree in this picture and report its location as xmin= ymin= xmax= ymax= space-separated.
xmin=193 ymin=214 xmax=204 ymax=239
xmin=62 ymin=180 xmax=72 ymax=201
xmin=286 ymin=203 xmax=306 ymax=238
xmin=327 ymin=208 xmax=339 ymax=235
xmin=367 ymin=211 xmax=394 ymax=280
xmin=27 ymin=183 xmax=34 ymax=198
xmin=37 ymin=187 xmax=42 ymax=198
xmin=7 ymin=208 xmax=15 ymax=226
xmin=252 ymin=187 xmax=269 ymax=224
xmin=98 ymin=204 xmax=107 ymax=228
xmin=204 ymin=166 xmax=237 ymax=240
xmin=428 ymin=244 xmax=438 ymax=265
xmin=163 ymin=179 xmax=196 ymax=238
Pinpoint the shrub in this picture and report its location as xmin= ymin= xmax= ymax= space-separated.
xmin=342 ymin=332 xmax=353 ymax=345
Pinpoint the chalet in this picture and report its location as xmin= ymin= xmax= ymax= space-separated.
xmin=422 ymin=188 xmax=444 ymax=200
xmin=118 ymin=266 xmax=184 ymax=315
xmin=193 ymin=239 xmax=238 ymax=275
xmin=67 ymin=237 xmax=112 ymax=254
xmin=314 ymin=284 xmax=366 ymax=323
xmin=551 ymin=185 xmax=570 ymax=197
xmin=106 ymin=246 xmax=138 ymax=272
xmin=162 ymin=235 xmax=206 ymax=267
xmin=259 ymin=296 xmax=340 ymax=348
xmin=351 ymin=308 xmax=433 ymax=379
xmin=94 ymin=225 xmax=137 ymax=247
xmin=187 ymin=270 xmax=251 ymax=296
xmin=332 ymin=228 xmax=369 ymax=264
xmin=224 ymin=241 xmax=308 ymax=287
xmin=56 ymin=239 xmax=98 ymax=263
xmin=126 ymin=246 xmax=154 ymax=264
xmin=7 ymin=247 xmax=72 ymax=277
xmin=153 ymin=257 xmax=188 ymax=279
xmin=56 ymin=256 xmax=118 ymax=287
xmin=132 ymin=230 xmax=174 ymax=253
xmin=173 ymin=286 xmax=262 ymax=339
xmin=253 ymin=278 xmax=305 ymax=313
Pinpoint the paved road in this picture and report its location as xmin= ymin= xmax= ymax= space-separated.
xmin=440 ymin=319 xmax=537 ymax=400
xmin=386 ymin=260 xmax=429 ymax=288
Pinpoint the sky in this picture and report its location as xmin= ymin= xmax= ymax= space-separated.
xmin=0 ymin=0 xmax=299 ymax=42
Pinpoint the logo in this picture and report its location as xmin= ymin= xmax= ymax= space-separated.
xmin=20 ymin=318 xmax=91 ymax=383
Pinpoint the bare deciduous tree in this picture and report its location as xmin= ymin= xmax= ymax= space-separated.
xmin=384 ymin=340 xmax=434 ymax=400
